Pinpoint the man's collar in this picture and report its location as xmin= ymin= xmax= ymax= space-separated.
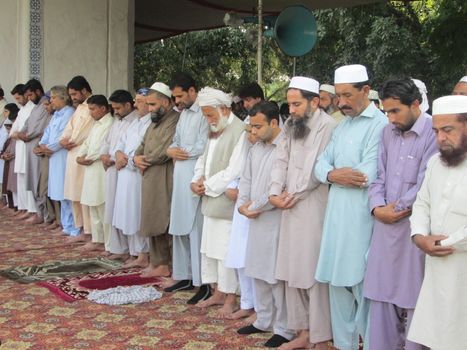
xmin=391 ymin=112 xmax=428 ymax=136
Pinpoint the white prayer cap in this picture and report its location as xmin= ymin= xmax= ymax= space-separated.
xmin=4 ymin=119 xmax=12 ymax=126
xmin=411 ymin=78 xmax=429 ymax=113
xmin=334 ymin=64 xmax=369 ymax=84
xmin=369 ymin=90 xmax=379 ymax=101
xmin=197 ymin=87 xmax=232 ymax=107
xmin=432 ymin=95 xmax=467 ymax=116
xmin=149 ymin=82 xmax=172 ymax=98
xmin=289 ymin=76 xmax=319 ymax=94
xmin=459 ymin=76 xmax=467 ymax=83
xmin=320 ymin=84 xmax=335 ymax=95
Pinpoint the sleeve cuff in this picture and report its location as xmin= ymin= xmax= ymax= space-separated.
xmin=269 ymin=183 xmax=282 ymax=197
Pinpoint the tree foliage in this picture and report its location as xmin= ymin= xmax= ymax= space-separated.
xmin=134 ymin=0 xmax=467 ymax=101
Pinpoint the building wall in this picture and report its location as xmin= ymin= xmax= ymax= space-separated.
xmin=42 ymin=0 xmax=134 ymax=95
xmin=0 ymin=0 xmax=30 ymax=101
xmin=0 ymin=0 xmax=134 ymax=100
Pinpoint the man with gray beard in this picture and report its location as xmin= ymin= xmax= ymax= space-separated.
xmin=269 ymin=77 xmax=336 ymax=349
xmin=408 ymin=95 xmax=467 ymax=350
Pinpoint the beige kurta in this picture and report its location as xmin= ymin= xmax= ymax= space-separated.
xmin=270 ymin=109 xmax=336 ymax=289
xmin=61 ymin=100 xmax=94 ymax=201
xmin=78 ymin=113 xmax=113 ymax=207
xmin=408 ymin=155 xmax=467 ymax=350
xmin=136 ymin=110 xmax=180 ymax=237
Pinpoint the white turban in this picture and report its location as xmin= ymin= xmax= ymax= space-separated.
xmin=411 ymin=78 xmax=429 ymax=113
xmin=197 ymin=87 xmax=232 ymax=108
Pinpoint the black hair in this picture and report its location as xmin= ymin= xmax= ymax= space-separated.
xmin=10 ymin=84 xmax=26 ymax=95
xmin=238 ymin=82 xmax=264 ymax=100
xmin=87 ymin=94 xmax=109 ymax=109
xmin=289 ymin=88 xmax=319 ymax=101
xmin=458 ymin=113 xmax=467 ymax=123
xmin=248 ymin=100 xmax=280 ymax=124
xmin=109 ymin=89 xmax=133 ymax=104
xmin=280 ymin=102 xmax=289 ymax=115
xmin=169 ymin=72 xmax=197 ymax=92
xmin=379 ymin=79 xmax=422 ymax=106
xmin=67 ymin=75 xmax=92 ymax=93
xmin=0 ymin=88 xmax=4 ymax=98
xmin=24 ymin=78 xmax=45 ymax=94
xmin=352 ymin=81 xmax=370 ymax=90
xmin=4 ymin=103 xmax=20 ymax=121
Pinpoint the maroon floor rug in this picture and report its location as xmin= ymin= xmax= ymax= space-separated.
xmin=37 ymin=268 xmax=163 ymax=302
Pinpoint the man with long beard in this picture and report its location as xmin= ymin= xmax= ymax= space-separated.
xmin=268 ymin=77 xmax=336 ymax=349
xmin=408 ymin=95 xmax=467 ymax=350
xmin=190 ymin=87 xmax=248 ymax=317
xmin=134 ymin=83 xmax=180 ymax=278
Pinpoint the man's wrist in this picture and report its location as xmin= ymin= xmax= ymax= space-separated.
xmin=326 ymin=171 xmax=333 ymax=183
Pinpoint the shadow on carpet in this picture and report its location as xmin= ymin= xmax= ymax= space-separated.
xmin=37 ymin=268 xmax=163 ymax=302
xmin=0 ymin=257 xmax=122 ymax=283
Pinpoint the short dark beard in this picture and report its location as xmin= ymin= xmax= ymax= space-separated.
xmin=439 ymin=134 xmax=467 ymax=167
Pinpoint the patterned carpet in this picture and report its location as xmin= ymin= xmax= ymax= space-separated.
xmin=0 ymin=210 xmax=277 ymax=350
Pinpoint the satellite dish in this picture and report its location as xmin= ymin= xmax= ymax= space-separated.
xmin=274 ymin=6 xmax=317 ymax=57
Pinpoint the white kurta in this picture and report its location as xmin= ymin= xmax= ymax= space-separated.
xmin=225 ymin=179 xmax=250 ymax=268
xmin=408 ymin=155 xmax=467 ymax=350
xmin=100 ymin=110 xmax=138 ymax=224
xmin=192 ymin=120 xmax=248 ymax=261
xmin=112 ymin=114 xmax=151 ymax=235
xmin=0 ymin=125 xmax=8 ymax=181
xmin=11 ymin=101 xmax=34 ymax=174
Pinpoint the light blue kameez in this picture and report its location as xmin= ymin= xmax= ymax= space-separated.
xmin=39 ymin=105 xmax=78 ymax=235
xmin=168 ymin=102 xmax=208 ymax=286
xmin=314 ymin=102 xmax=387 ymax=350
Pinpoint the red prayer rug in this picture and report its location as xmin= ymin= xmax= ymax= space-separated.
xmin=37 ymin=269 xmax=163 ymax=302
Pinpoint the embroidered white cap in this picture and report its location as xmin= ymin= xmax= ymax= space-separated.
xmin=289 ymin=76 xmax=320 ymax=94
xmin=432 ymin=95 xmax=467 ymax=115
xmin=320 ymin=84 xmax=335 ymax=95
xmin=334 ymin=64 xmax=369 ymax=84
xmin=150 ymin=82 xmax=172 ymax=98
xmin=459 ymin=76 xmax=467 ymax=83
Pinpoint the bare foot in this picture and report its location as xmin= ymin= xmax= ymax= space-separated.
xmin=217 ymin=294 xmax=238 ymax=318
xmin=123 ymin=254 xmax=149 ymax=268
xmin=278 ymin=331 xmax=312 ymax=350
xmin=14 ymin=212 xmax=33 ymax=221
xmin=45 ymin=222 xmax=60 ymax=231
xmin=78 ymin=242 xmax=104 ymax=252
xmin=311 ymin=341 xmax=330 ymax=350
xmin=139 ymin=264 xmax=170 ymax=278
xmin=160 ymin=277 xmax=178 ymax=289
xmin=226 ymin=308 xmax=255 ymax=320
xmin=26 ymin=215 xmax=44 ymax=225
xmin=101 ymin=251 xmax=112 ymax=257
xmin=12 ymin=210 xmax=25 ymax=217
xmin=196 ymin=289 xmax=226 ymax=308
xmin=107 ymin=253 xmax=130 ymax=261
xmin=65 ymin=234 xmax=87 ymax=244
xmin=244 ymin=312 xmax=257 ymax=325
